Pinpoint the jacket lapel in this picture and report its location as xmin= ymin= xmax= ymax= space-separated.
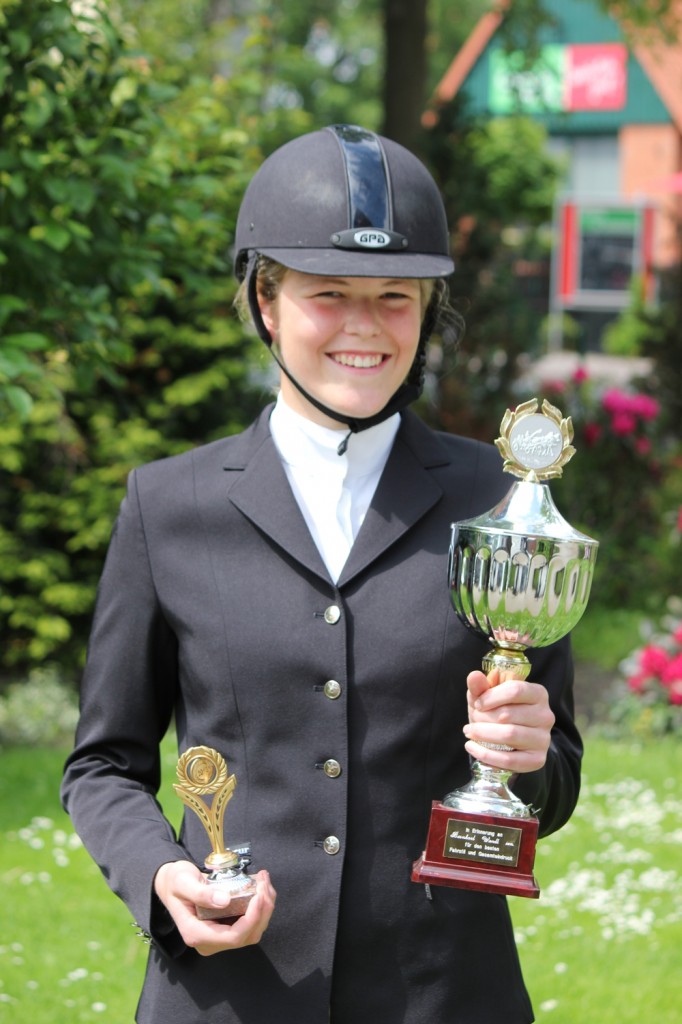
xmin=223 ymin=407 xmax=330 ymax=582
xmin=338 ymin=411 xmax=449 ymax=586
xmin=222 ymin=407 xmax=453 ymax=588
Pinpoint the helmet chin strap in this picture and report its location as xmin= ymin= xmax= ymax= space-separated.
xmin=246 ymin=261 xmax=432 ymax=453
xmin=274 ymin=349 xmax=423 ymax=455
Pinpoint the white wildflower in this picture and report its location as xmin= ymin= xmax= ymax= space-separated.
xmin=32 ymin=817 xmax=54 ymax=830
xmin=67 ymin=967 xmax=88 ymax=982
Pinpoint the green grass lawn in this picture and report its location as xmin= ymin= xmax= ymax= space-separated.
xmin=510 ymin=737 xmax=682 ymax=1023
xmin=0 ymin=743 xmax=182 ymax=1023
xmin=1 ymin=735 xmax=681 ymax=1022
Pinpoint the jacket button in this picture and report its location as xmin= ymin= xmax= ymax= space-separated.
xmin=323 ymin=836 xmax=341 ymax=855
xmin=323 ymin=679 xmax=342 ymax=699
xmin=323 ymin=759 xmax=342 ymax=778
xmin=324 ymin=605 xmax=341 ymax=624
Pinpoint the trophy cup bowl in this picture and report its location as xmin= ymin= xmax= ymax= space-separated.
xmin=444 ymin=477 xmax=597 ymax=818
xmin=412 ymin=399 xmax=598 ymax=898
xmin=174 ymin=746 xmax=257 ymax=920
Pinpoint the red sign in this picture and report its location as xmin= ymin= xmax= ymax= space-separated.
xmin=555 ymin=201 xmax=655 ymax=307
xmin=564 ymin=44 xmax=627 ymax=111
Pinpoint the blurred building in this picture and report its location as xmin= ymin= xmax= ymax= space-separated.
xmin=425 ymin=0 xmax=682 ymax=353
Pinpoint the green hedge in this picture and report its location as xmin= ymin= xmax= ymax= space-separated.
xmin=0 ymin=0 xmax=306 ymax=675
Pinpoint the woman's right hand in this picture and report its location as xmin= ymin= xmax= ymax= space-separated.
xmin=154 ymin=860 xmax=276 ymax=956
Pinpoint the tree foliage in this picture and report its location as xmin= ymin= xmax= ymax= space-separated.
xmin=0 ymin=0 xmax=144 ymax=416
xmin=118 ymin=0 xmax=482 ymax=146
xmin=421 ymin=99 xmax=562 ymax=439
xmin=0 ymin=0 xmax=306 ymax=673
xmin=120 ymin=0 xmax=385 ymax=131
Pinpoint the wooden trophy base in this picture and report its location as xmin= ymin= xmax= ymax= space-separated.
xmin=412 ymin=801 xmax=540 ymax=898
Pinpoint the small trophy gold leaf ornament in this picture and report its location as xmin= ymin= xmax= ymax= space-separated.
xmin=174 ymin=747 xmax=256 ymax=919
xmin=412 ymin=398 xmax=598 ymax=898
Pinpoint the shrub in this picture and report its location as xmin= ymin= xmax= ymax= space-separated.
xmin=544 ymin=367 xmax=675 ymax=610
xmin=0 ymin=0 xmax=307 ymax=674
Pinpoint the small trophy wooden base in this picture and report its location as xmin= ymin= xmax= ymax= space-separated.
xmin=412 ymin=802 xmax=540 ymax=899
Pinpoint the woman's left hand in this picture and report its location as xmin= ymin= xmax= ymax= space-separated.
xmin=462 ymin=668 xmax=555 ymax=774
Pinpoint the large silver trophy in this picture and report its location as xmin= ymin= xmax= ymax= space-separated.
xmin=413 ymin=398 xmax=598 ymax=898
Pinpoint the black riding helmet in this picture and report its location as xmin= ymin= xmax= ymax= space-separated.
xmin=235 ymin=124 xmax=454 ymax=438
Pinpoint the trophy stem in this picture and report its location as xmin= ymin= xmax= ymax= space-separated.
xmin=481 ymin=645 xmax=531 ymax=682
xmin=442 ymin=644 xmax=532 ymax=818
xmin=442 ymin=760 xmax=531 ymax=818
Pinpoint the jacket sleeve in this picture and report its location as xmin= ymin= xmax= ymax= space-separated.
xmin=61 ymin=469 xmax=188 ymax=952
xmin=510 ymin=634 xmax=583 ymax=838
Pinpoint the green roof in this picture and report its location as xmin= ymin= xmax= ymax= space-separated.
xmin=459 ymin=0 xmax=670 ymax=133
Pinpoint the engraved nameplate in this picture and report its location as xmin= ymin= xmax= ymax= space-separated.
xmin=443 ymin=819 xmax=522 ymax=868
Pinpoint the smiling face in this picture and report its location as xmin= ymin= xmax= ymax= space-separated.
xmin=257 ymin=270 xmax=426 ymax=429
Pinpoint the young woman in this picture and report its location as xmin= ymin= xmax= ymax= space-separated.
xmin=62 ymin=124 xmax=580 ymax=1023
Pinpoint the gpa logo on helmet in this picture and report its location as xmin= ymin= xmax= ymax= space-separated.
xmin=354 ymin=230 xmax=391 ymax=249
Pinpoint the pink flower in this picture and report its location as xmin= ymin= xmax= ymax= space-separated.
xmin=583 ymin=422 xmax=602 ymax=446
xmin=602 ymin=388 xmax=631 ymax=415
xmin=627 ymin=672 xmax=647 ymax=693
xmin=623 ymin=615 xmax=682 ymax=713
xmin=662 ymin=653 xmax=682 ymax=686
xmin=601 ymin=388 xmax=659 ymax=420
xmin=677 ymin=508 xmax=682 ymax=534
xmin=572 ymin=366 xmax=589 ymax=384
xmin=630 ymin=394 xmax=660 ymax=422
xmin=638 ymin=644 xmax=670 ymax=678
xmin=611 ymin=411 xmax=637 ymax=436
xmin=635 ymin=437 xmax=652 ymax=455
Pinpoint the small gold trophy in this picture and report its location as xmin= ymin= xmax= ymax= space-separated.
xmin=412 ymin=398 xmax=598 ymax=898
xmin=174 ymin=746 xmax=256 ymax=919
